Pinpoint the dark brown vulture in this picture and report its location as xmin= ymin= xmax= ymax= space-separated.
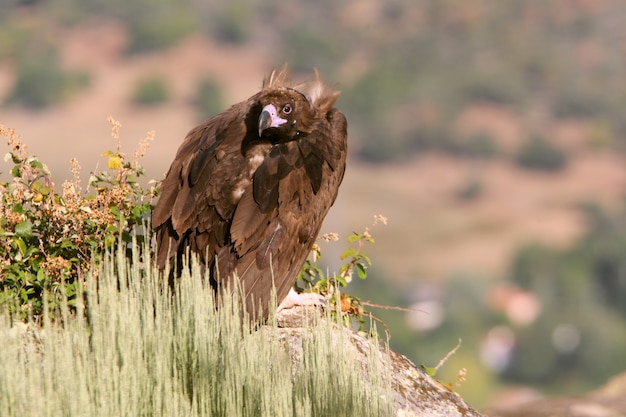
xmin=152 ymin=68 xmax=347 ymax=320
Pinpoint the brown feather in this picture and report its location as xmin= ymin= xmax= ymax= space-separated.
xmin=152 ymin=68 xmax=347 ymax=320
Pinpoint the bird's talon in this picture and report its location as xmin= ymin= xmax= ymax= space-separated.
xmin=277 ymin=288 xmax=327 ymax=312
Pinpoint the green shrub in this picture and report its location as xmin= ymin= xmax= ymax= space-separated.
xmin=283 ymin=26 xmax=344 ymax=75
xmin=194 ymin=77 xmax=224 ymax=120
xmin=125 ymin=1 xmax=196 ymax=54
xmin=132 ymin=75 xmax=169 ymax=106
xmin=0 ymin=22 xmax=33 ymax=60
xmin=515 ymin=135 xmax=568 ymax=172
xmin=443 ymin=133 xmax=499 ymax=159
xmin=455 ymin=177 xmax=484 ymax=201
xmin=127 ymin=17 xmax=194 ymax=53
xmin=553 ymin=88 xmax=608 ymax=119
xmin=297 ymin=215 xmax=387 ymax=331
xmin=0 ymin=120 xmax=156 ymax=322
xmin=504 ymin=229 xmax=626 ymax=386
xmin=355 ymin=129 xmax=407 ymax=163
xmin=341 ymin=66 xmax=413 ymax=162
xmin=212 ymin=1 xmax=251 ymax=44
xmin=5 ymin=48 xmax=90 ymax=109
xmin=459 ymin=71 xmax=525 ymax=106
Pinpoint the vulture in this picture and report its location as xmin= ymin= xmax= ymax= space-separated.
xmin=152 ymin=68 xmax=347 ymax=320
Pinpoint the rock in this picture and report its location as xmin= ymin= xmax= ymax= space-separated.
xmin=274 ymin=306 xmax=485 ymax=417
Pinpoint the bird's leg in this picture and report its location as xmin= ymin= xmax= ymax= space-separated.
xmin=277 ymin=288 xmax=326 ymax=312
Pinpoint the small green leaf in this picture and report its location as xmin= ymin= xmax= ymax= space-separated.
xmin=20 ymin=286 xmax=34 ymax=302
xmin=421 ymin=365 xmax=437 ymax=377
xmin=105 ymin=235 xmax=116 ymax=247
xmin=14 ymin=221 xmax=32 ymax=237
xmin=36 ymin=268 xmax=46 ymax=283
xmin=60 ymin=239 xmax=78 ymax=250
xmin=335 ymin=275 xmax=347 ymax=287
xmin=11 ymin=165 xmax=21 ymax=178
xmin=356 ymin=262 xmax=367 ymax=279
xmin=359 ymin=253 xmax=372 ymax=266
xmin=347 ymin=233 xmax=361 ymax=243
xmin=22 ymin=244 xmax=39 ymax=260
xmin=340 ymin=247 xmax=356 ymax=260
xmin=29 ymin=159 xmax=44 ymax=170
xmin=32 ymin=181 xmax=51 ymax=195
xmin=11 ymin=237 xmax=28 ymax=258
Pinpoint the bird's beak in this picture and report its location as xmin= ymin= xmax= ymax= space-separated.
xmin=258 ymin=104 xmax=287 ymax=137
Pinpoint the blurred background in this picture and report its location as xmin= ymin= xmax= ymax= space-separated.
xmin=2 ymin=0 xmax=626 ymax=410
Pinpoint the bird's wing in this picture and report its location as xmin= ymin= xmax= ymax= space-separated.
xmin=152 ymin=102 xmax=252 ymax=269
xmin=229 ymin=108 xmax=347 ymax=311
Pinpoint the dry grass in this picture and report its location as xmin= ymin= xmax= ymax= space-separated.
xmin=0 ymin=242 xmax=392 ymax=417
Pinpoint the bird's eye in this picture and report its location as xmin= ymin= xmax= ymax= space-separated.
xmin=282 ymin=104 xmax=292 ymax=114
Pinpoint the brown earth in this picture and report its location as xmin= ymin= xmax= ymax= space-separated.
xmin=1 ymin=22 xmax=625 ymax=284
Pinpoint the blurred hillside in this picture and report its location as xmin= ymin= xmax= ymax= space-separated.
xmin=2 ymin=0 xmax=626 ymax=410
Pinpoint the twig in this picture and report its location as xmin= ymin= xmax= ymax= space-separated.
xmin=362 ymin=301 xmax=426 ymax=314
xmin=434 ymin=338 xmax=462 ymax=372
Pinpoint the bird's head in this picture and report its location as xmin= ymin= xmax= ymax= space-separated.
xmin=257 ymin=89 xmax=315 ymax=142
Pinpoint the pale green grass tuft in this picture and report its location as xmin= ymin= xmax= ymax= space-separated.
xmin=0 ymin=242 xmax=392 ymax=416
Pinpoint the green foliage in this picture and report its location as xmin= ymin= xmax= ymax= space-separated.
xmin=444 ymin=133 xmax=499 ymax=159
xmin=194 ymin=77 xmax=224 ymax=120
xmin=132 ymin=75 xmax=169 ymax=106
xmin=0 ymin=244 xmax=392 ymax=416
xmin=455 ymin=177 xmax=484 ymax=201
xmin=0 ymin=21 xmax=33 ymax=60
xmin=0 ymin=121 xmax=156 ymax=322
xmin=502 ymin=202 xmax=626 ymax=386
xmin=6 ymin=0 xmax=626 ymax=158
xmin=212 ymin=0 xmax=251 ymax=44
xmin=580 ymin=205 xmax=626 ymax=317
xmin=283 ymin=26 xmax=345 ymax=76
xmin=126 ymin=10 xmax=196 ymax=54
xmin=553 ymin=88 xmax=609 ymax=119
xmin=297 ymin=215 xmax=387 ymax=331
xmin=515 ymin=135 xmax=568 ymax=172
xmin=342 ymin=66 xmax=414 ymax=162
xmin=5 ymin=48 xmax=90 ymax=109
xmin=459 ymin=71 xmax=526 ymax=106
